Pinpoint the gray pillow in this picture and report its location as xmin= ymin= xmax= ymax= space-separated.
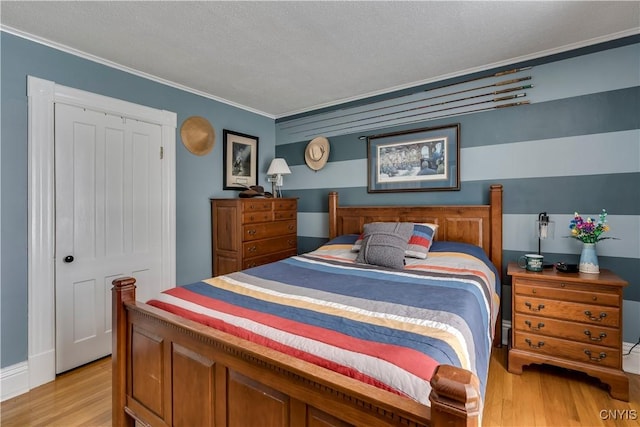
xmin=355 ymin=222 xmax=413 ymax=269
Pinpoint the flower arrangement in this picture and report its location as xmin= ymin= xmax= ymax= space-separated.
xmin=568 ymin=210 xmax=616 ymax=244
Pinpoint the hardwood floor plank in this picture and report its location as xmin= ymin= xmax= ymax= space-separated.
xmin=1 ymin=349 xmax=637 ymax=426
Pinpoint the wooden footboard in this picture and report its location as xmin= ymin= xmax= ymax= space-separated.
xmin=112 ymin=278 xmax=481 ymax=427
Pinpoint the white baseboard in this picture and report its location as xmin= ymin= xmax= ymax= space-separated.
xmin=28 ymin=349 xmax=56 ymax=390
xmin=500 ymin=320 xmax=640 ymax=375
xmin=0 ymin=361 xmax=29 ymax=402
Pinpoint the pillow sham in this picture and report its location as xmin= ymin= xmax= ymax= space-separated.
xmin=405 ymin=223 xmax=438 ymax=259
xmin=355 ymin=222 xmax=413 ymax=269
xmin=352 ymin=222 xmax=438 ymax=259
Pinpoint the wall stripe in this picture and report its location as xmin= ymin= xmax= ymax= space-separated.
xmin=286 ymin=173 xmax=640 ymax=216
xmin=282 ymin=129 xmax=639 ymax=191
xmin=461 ymin=130 xmax=639 ymax=181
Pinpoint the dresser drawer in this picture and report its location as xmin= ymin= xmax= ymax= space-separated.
xmin=273 ymin=200 xmax=297 ymax=211
xmin=515 ymin=279 xmax=619 ymax=306
xmin=243 ymin=249 xmax=298 ymax=270
xmin=243 ymin=220 xmax=296 ymax=241
xmin=242 ymin=200 xmax=273 ymax=212
xmin=513 ymin=313 xmax=620 ymax=348
xmin=514 ymin=295 xmax=620 ymax=327
xmin=243 ymin=235 xmax=297 ymax=258
xmin=274 ymin=210 xmax=296 ymax=221
xmin=513 ymin=331 xmax=620 ymax=369
xmin=242 ymin=211 xmax=273 ymax=224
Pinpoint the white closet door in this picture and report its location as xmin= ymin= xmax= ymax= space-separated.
xmin=54 ymin=103 xmax=163 ymax=373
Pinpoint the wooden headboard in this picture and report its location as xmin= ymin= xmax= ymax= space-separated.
xmin=328 ymin=184 xmax=503 ymax=273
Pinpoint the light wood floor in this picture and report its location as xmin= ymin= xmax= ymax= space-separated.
xmin=1 ymin=347 xmax=639 ymax=426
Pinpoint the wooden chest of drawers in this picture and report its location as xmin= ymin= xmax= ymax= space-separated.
xmin=211 ymin=198 xmax=297 ymax=276
xmin=507 ymin=262 xmax=629 ymax=401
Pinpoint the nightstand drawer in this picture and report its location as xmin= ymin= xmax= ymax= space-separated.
xmin=243 ymin=220 xmax=296 ymax=241
xmin=513 ymin=331 xmax=620 ymax=369
xmin=513 ymin=313 xmax=620 ymax=348
xmin=243 ymin=235 xmax=297 ymax=258
xmin=515 ymin=280 xmax=618 ymax=306
xmin=514 ymin=295 xmax=620 ymax=327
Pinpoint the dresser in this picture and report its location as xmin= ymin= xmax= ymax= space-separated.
xmin=210 ymin=198 xmax=297 ymax=276
xmin=507 ymin=262 xmax=629 ymax=401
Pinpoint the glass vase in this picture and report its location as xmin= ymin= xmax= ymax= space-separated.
xmin=579 ymin=243 xmax=599 ymax=274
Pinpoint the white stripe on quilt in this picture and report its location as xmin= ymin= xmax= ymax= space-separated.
xmin=217 ymin=273 xmax=472 ymax=371
xmin=153 ymin=292 xmax=433 ymax=405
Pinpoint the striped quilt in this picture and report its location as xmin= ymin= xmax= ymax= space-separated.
xmin=148 ymin=236 xmax=500 ymax=406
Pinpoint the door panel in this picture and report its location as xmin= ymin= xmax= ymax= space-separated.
xmin=55 ymin=103 xmax=163 ymax=373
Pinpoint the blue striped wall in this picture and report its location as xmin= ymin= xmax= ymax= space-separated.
xmin=275 ymin=38 xmax=640 ymax=342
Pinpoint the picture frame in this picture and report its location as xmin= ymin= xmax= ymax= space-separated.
xmin=367 ymin=123 xmax=460 ymax=193
xmin=223 ymin=129 xmax=259 ymax=190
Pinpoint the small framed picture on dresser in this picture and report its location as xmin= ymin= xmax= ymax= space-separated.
xmin=223 ymin=129 xmax=259 ymax=190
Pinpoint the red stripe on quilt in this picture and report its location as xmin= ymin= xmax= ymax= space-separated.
xmin=148 ymin=299 xmax=407 ymax=397
xmin=156 ymin=286 xmax=438 ymax=381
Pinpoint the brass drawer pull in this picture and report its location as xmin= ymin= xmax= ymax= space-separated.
xmin=288 ymin=224 xmax=295 ymax=230
xmin=248 ymin=246 xmax=257 ymax=253
xmin=247 ymin=229 xmax=257 ymax=235
xmin=584 ymin=349 xmax=607 ymax=362
xmin=584 ymin=330 xmax=607 ymax=342
xmin=288 ymin=239 xmax=295 ymax=246
xmin=525 ymin=339 xmax=544 ymax=349
xmin=584 ymin=310 xmax=607 ymax=322
xmin=525 ymin=320 xmax=544 ymax=331
xmin=525 ymin=302 xmax=545 ymax=312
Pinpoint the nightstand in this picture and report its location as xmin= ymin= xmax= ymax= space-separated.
xmin=507 ymin=262 xmax=629 ymax=401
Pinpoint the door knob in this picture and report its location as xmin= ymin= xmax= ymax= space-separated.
xmin=63 ymin=255 xmax=74 ymax=263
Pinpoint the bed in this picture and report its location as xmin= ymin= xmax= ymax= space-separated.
xmin=112 ymin=184 xmax=503 ymax=427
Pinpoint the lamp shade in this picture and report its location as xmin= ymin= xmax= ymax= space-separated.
xmin=267 ymin=158 xmax=291 ymax=175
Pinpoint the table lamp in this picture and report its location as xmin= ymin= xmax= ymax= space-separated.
xmin=536 ymin=212 xmax=555 ymax=266
xmin=267 ymin=158 xmax=291 ymax=198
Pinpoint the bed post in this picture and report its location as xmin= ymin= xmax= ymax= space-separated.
xmin=112 ymin=277 xmax=136 ymax=427
xmin=489 ymin=184 xmax=503 ymax=348
xmin=429 ymin=365 xmax=480 ymax=427
xmin=489 ymin=184 xmax=503 ymax=273
xmin=329 ymin=191 xmax=338 ymax=239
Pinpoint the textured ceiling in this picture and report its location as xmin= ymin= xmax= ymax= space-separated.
xmin=2 ymin=1 xmax=639 ymax=118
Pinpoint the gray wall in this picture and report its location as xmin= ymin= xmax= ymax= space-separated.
xmin=275 ymin=37 xmax=640 ymax=343
xmin=0 ymin=32 xmax=275 ymax=368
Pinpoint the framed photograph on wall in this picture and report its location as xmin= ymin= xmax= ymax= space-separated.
xmin=223 ymin=129 xmax=259 ymax=190
xmin=366 ymin=123 xmax=460 ymax=193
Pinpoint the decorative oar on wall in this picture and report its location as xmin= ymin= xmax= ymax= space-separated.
xmin=278 ymin=67 xmax=533 ymax=140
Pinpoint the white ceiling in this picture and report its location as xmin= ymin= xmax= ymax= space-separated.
xmin=2 ymin=1 xmax=639 ymax=118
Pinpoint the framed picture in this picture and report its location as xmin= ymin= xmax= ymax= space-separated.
xmin=367 ymin=123 xmax=460 ymax=193
xmin=223 ymin=129 xmax=259 ymax=190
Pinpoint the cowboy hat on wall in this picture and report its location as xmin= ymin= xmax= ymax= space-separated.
xmin=180 ymin=116 xmax=215 ymax=156
xmin=305 ymin=136 xmax=330 ymax=171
